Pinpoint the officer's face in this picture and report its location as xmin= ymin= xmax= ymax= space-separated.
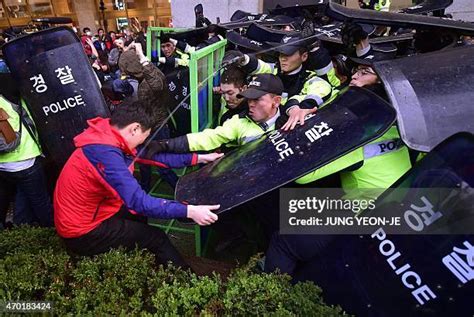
xmin=161 ymin=42 xmax=176 ymax=58
xmin=220 ymin=83 xmax=246 ymax=109
xmin=350 ymin=66 xmax=379 ymax=87
xmin=279 ymin=50 xmax=308 ymax=74
xmin=248 ymin=93 xmax=280 ymax=123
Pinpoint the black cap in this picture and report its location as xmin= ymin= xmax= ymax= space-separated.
xmin=237 ymin=74 xmax=284 ymax=99
xmin=268 ymin=34 xmax=308 ymax=55
xmin=349 ymin=50 xmax=390 ymax=67
xmin=226 ymin=30 xmax=271 ymax=52
xmin=349 ymin=56 xmax=375 ymax=67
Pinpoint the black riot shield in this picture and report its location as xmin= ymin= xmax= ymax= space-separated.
xmin=373 ymin=45 xmax=474 ymax=152
xmin=246 ymin=23 xmax=299 ymax=44
xmin=267 ymin=2 xmax=328 ymax=18
xmin=219 ymin=15 xmax=300 ymax=31
xmin=165 ymin=68 xmax=192 ymax=137
xmin=326 ymin=2 xmax=474 ymax=35
xmin=399 ymin=0 xmax=453 ymax=15
xmin=165 ymin=28 xmax=209 ymax=48
xmin=294 ymin=133 xmax=474 ymax=316
xmin=2 ymin=27 xmax=109 ymax=168
xmin=226 ymin=30 xmax=273 ymax=53
xmin=176 ymin=87 xmax=396 ymax=220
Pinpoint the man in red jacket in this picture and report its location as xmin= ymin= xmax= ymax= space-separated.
xmin=54 ymin=100 xmax=221 ymax=267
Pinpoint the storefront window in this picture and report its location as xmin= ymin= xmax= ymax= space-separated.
xmin=0 ymin=2 xmax=6 ymax=19
xmin=29 ymin=0 xmax=54 ymax=17
xmin=126 ymin=0 xmax=153 ymax=10
xmin=155 ymin=0 xmax=171 ymax=27
xmin=51 ymin=0 xmax=74 ymax=16
xmin=4 ymin=0 xmax=29 ymax=18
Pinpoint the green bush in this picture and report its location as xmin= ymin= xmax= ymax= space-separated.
xmin=0 ymin=226 xmax=347 ymax=316
xmin=0 ymin=226 xmax=63 ymax=258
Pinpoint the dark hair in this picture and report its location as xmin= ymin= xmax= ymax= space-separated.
xmin=220 ymin=66 xmax=247 ymax=87
xmin=110 ymin=100 xmax=157 ymax=131
xmin=332 ymin=54 xmax=352 ymax=79
xmin=82 ymin=27 xmax=90 ymax=33
xmin=98 ymin=28 xmax=104 ymax=32
xmin=298 ymin=47 xmax=308 ymax=54
xmin=207 ymin=24 xmax=219 ymax=34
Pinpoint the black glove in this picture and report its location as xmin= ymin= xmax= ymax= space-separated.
xmin=300 ymin=8 xmax=315 ymax=38
xmin=175 ymin=40 xmax=187 ymax=52
xmin=222 ymin=50 xmax=245 ymax=67
xmin=144 ymin=136 xmax=190 ymax=159
xmin=144 ymin=140 xmax=169 ymax=159
xmin=341 ymin=22 xmax=368 ymax=48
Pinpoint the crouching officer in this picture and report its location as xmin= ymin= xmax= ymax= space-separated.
xmin=146 ymin=73 xmax=284 ymax=154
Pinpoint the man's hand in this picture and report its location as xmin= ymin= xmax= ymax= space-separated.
xmin=282 ymin=106 xmax=317 ymax=131
xmin=114 ymin=39 xmax=125 ymax=50
xmin=187 ymin=204 xmax=220 ymax=225
xmin=132 ymin=42 xmax=145 ymax=57
xmin=341 ymin=22 xmax=368 ymax=48
xmin=169 ymin=38 xmax=178 ymax=46
xmin=92 ymin=61 xmax=101 ymax=70
xmin=132 ymin=42 xmax=149 ymax=64
xmin=85 ymin=37 xmax=94 ymax=46
xmin=197 ymin=152 xmax=224 ymax=164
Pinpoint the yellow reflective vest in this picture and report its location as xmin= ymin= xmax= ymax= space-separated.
xmin=0 ymin=96 xmax=41 ymax=163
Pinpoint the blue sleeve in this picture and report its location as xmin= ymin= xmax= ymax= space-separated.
xmin=83 ymin=145 xmax=187 ymax=219
xmin=136 ymin=151 xmax=197 ymax=168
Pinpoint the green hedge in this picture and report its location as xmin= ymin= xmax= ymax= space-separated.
xmin=0 ymin=226 xmax=346 ymax=316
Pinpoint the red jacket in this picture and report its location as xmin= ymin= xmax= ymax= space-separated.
xmin=54 ymin=117 xmax=197 ymax=238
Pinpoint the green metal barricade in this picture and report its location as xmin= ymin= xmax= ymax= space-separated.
xmin=147 ymin=26 xmax=226 ymax=132
xmin=145 ymin=27 xmax=227 ymax=256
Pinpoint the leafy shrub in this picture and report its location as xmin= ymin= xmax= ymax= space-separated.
xmin=0 ymin=248 xmax=70 ymax=301
xmin=0 ymin=226 xmax=63 ymax=258
xmin=0 ymin=226 xmax=347 ymax=316
xmin=150 ymin=267 xmax=222 ymax=315
xmin=65 ymin=248 xmax=156 ymax=315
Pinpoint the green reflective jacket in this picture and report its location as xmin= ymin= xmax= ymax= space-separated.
xmin=0 ymin=97 xmax=41 ymax=163
xmin=187 ymin=112 xmax=278 ymax=151
xmin=296 ymin=126 xmax=411 ymax=198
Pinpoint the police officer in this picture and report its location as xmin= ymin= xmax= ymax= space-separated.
xmin=306 ymin=45 xmax=341 ymax=91
xmin=158 ymin=34 xmax=190 ymax=75
xmin=0 ymin=96 xmax=53 ymax=227
xmin=359 ymin=0 xmax=391 ymax=12
xmin=146 ymin=73 xmax=283 ymax=154
xmin=224 ymin=34 xmax=337 ymax=132
xmin=264 ymin=57 xmax=411 ymax=276
xmin=341 ymin=22 xmax=396 ymax=61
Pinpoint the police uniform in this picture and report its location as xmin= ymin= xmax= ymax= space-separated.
xmin=360 ymin=0 xmax=391 ymax=12
xmin=147 ymin=74 xmax=284 ymax=154
xmin=296 ymin=126 xmax=411 ymax=194
xmin=0 ymin=96 xmax=53 ymax=227
xmin=240 ymin=35 xmax=337 ymax=116
xmin=217 ymin=98 xmax=249 ymax=126
xmin=306 ymin=46 xmax=341 ymax=94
